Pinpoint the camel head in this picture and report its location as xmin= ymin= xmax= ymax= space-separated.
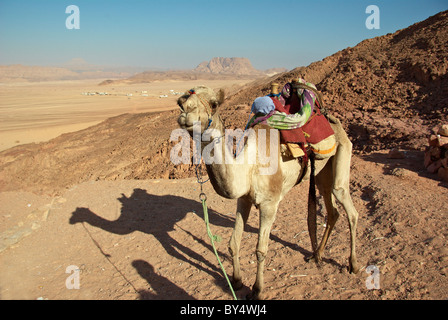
xmin=177 ymin=86 xmax=224 ymax=134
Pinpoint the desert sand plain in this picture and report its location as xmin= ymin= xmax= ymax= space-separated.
xmin=0 ymin=79 xmax=251 ymax=151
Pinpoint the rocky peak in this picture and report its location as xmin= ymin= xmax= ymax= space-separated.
xmin=194 ymin=57 xmax=263 ymax=76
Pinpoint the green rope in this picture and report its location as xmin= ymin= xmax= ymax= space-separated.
xmin=200 ymin=194 xmax=237 ymax=300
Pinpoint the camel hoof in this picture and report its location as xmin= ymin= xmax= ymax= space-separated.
xmin=348 ymin=261 xmax=360 ymax=274
xmin=246 ymin=290 xmax=264 ymax=300
xmin=305 ymin=254 xmax=322 ymax=268
xmin=231 ymin=278 xmax=244 ymax=291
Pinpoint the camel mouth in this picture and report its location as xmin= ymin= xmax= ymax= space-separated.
xmin=177 ymin=115 xmax=195 ymax=134
xmin=178 ymin=112 xmax=202 ymax=132
xmin=182 ymin=124 xmax=194 ymax=131
xmin=177 ymin=113 xmax=187 ymax=127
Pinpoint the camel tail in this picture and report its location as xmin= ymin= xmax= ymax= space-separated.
xmin=307 ymin=153 xmax=318 ymax=254
xmin=326 ymin=113 xmax=340 ymax=124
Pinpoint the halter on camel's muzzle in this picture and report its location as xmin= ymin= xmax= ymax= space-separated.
xmin=187 ymin=89 xmax=213 ymax=130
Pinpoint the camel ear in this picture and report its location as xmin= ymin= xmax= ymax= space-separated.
xmin=177 ymin=95 xmax=188 ymax=110
xmin=214 ymin=89 xmax=225 ymax=107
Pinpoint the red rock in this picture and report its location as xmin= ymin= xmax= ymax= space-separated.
xmin=424 ymin=151 xmax=432 ymax=168
xmin=438 ymin=135 xmax=448 ymax=148
xmin=388 ymin=148 xmax=405 ymax=159
xmin=427 ymin=159 xmax=442 ymax=173
xmin=438 ymin=124 xmax=448 ymax=137
xmin=441 ymin=157 xmax=448 ymax=168
xmin=428 ymin=135 xmax=439 ymax=147
xmin=437 ymin=167 xmax=448 ymax=182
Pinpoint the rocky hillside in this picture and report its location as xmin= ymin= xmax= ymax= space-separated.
xmin=1 ymin=11 xmax=447 ymax=195
xmin=224 ymin=10 xmax=448 ymax=152
xmin=0 ymin=111 xmax=186 ymax=195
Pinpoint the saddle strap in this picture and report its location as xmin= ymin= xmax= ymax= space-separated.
xmin=292 ymin=82 xmax=325 ymax=110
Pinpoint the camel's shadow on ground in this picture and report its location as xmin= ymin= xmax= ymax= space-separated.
xmin=69 ymin=188 xmax=313 ymax=299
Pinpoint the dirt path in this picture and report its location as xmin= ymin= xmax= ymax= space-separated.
xmin=1 ymin=152 xmax=447 ymax=300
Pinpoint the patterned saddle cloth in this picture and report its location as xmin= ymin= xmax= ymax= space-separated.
xmin=249 ymin=79 xmax=336 ymax=159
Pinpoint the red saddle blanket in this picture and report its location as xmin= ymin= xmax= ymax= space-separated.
xmin=271 ymin=97 xmax=334 ymax=145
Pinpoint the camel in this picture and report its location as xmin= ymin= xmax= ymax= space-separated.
xmin=176 ymin=84 xmax=360 ymax=299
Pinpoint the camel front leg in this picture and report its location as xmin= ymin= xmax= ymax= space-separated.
xmin=248 ymin=201 xmax=278 ymax=300
xmin=229 ymin=196 xmax=251 ymax=290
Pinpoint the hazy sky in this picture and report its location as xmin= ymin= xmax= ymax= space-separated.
xmin=0 ymin=0 xmax=446 ymax=70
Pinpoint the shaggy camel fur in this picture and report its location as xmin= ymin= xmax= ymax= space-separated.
xmin=177 ymin=85 xmax=360 ymax=299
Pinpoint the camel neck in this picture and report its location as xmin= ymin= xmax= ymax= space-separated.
xmin=199 ymin=112 xmax=224 ymax=146
xmin=199 ymin=111 xmax=251 ymax=199
xmin=208 ymin=112 xmax=224 ymax=133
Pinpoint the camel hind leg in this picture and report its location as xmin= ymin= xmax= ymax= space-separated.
xmin=314 ymin=158 xmax=340 ymax=263
xmin=331 ymin=134 xmax=360 ymax=274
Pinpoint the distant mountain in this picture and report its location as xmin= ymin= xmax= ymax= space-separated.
xmin=0 ymin=59 xmax=148 ymax=83
xmin=63 ymin=58 xmax=92 ymax=72
xmin=194 ymin=57 xmax=288 ymax=76
xmin=0 ymin=65 xmax=80 ymax=82
xmin=0 ymin=57 xmax=286 ymax=83
xmin=194 ymin=57 xmax=263 ymax=76
xmin=99 ymin=57 xmax=287 ymax=85
xmin=61 ymin=58 xmax=151 ymax=75
xmin=264 ymin=67 xmax=289 ymax=76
